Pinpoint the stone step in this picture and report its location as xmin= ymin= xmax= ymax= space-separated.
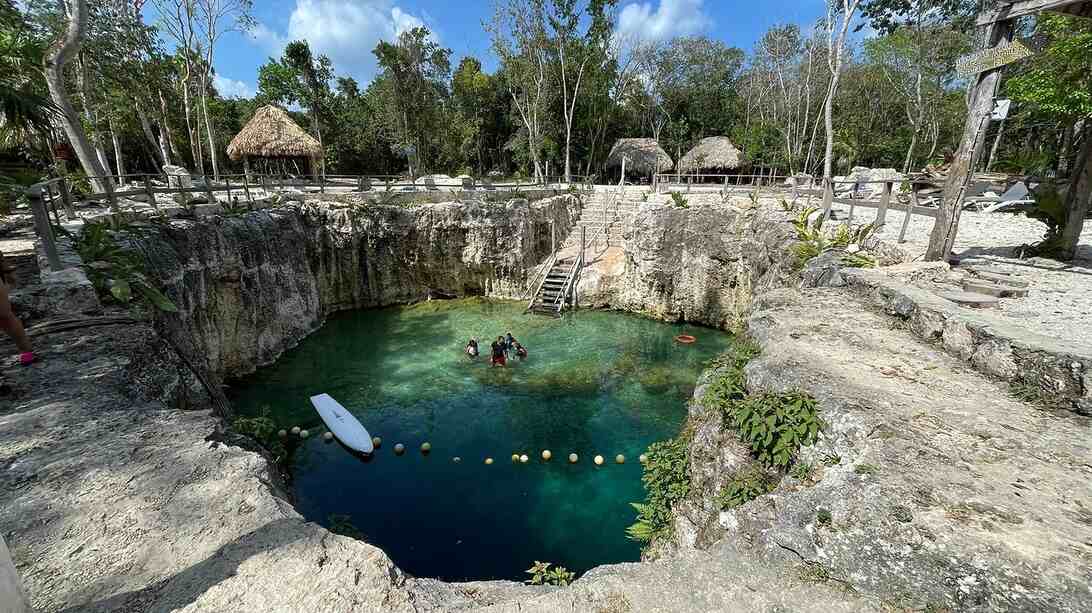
xmin=961 ymin=280 xmax=1028 ymax=298
xmin=970 ymin=270 xmax=1029 ymax=288
xmin=937 ymin=290 xmax=1000 ymax=308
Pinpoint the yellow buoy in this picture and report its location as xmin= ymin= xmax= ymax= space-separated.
xmin=615 ymin=454 xmax=625 ymax=464
xmin=323 ymin=432 xmax=334 ymax=442
xmin=485 ymin=457 xmax=494 ymax=465
xmin=639 ymin=453 xmax=648 ymax=464
xmin=372 ymin=436 xmax=382 ymax=448
xmin=394 ymin=443 xmax=406 ymax=455
xmin=290 ymin=426 xmax=301 ymax=435
xmin=594 ymin=455 xmax=604 ymax=466
xmin=453 ymin=456 xmax=461 ymax=463
xmin=541 ymin=450 xmax=552 ymax=461
xmin=568 ymin=453 xmax=579 ymax=463
xmin=421 ymin=442 xmax=432 ymax=453
xmin=299 ymin=429 xmax=310 ymax=439
xmin=278 ymin=429 xmax=287 ymax=438
xmin=520 ymin=454 xmax=529 ymax=464
xmin=511 ymin=454 xmax=520 ymax=462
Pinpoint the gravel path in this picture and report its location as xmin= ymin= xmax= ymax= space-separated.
xmin=830 ymin=202 xmax=1092 ymax=345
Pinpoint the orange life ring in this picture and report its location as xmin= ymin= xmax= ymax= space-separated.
xmin=675 ymin=334 xmax=697 ymax=344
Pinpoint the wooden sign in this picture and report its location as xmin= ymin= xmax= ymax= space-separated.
xmin=956 ymin=39 xmax=1035 ymax=77
xmin=991 ymin=99 xmax=1012 ymax=120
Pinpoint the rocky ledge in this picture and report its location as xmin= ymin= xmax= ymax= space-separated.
xmin=3 ymin=199 xmax=1089 ymax=612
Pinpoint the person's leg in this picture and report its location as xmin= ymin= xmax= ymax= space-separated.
xmin=0 ymin=282 xmax=32 ymax=361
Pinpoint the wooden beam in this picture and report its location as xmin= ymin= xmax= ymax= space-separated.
xmin=978 ymin=0 xmax=1092 ymax=25
xmin=926 ymin=19 xmax=1016 ymax=261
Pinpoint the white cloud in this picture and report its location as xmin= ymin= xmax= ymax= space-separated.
xmin=248 ymin=0 xmax=429 ymax=83
xmin=617 ymin=0 xmax=711 ymax=42
xmin=213 ymin=74 xmax=254 ymax=98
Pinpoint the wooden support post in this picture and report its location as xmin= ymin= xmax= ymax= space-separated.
xmin=791 ymin=177 xmax=799 ymax=201
xmin=44 ymin=182 xmax=62 ymax=226
xmin=225 ymin=178 xmax=233 ymax=204
xmin=899 ymin=187 xmax=918 ymax=244
xmin=926 ymin=18 xmax=1014 ymax=261
xmin=848 ymin=198 xmax=856 ymax=224
xmin=876 ymin=181 xmax=892 ymax=227
xmin=143 ymin=175 xmax=158 ymax=212
xmin=242 ymin=174 xmax=253 ymax=208
xmin=104 ymin=176 xmax=117 ymax=212
xmin=357 ymin=176 xmax=363 ymax=192
xmin=204 ymin=176 xmax=215 ymax=205
xmin=550 ymin=221 xmax=556 ymax=255
xmin=28 ymin=187 xmax=62 ymax=271
xmin=59 ymin=177 xmax=76 ymax=220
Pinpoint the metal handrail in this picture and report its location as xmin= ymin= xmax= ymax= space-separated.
xmin=551 ymin=256 xmax=581 ymax=313
xmin=525 ymin=251 xmax=558 ymax=311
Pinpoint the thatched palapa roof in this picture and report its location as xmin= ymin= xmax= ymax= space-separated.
xmin=677 ymin=137 xmax=745 ymax=172
xmin=227 ymin=105 xmax=322 ymax=161
xmin=606 ymin=138 xmax=673 ymax=174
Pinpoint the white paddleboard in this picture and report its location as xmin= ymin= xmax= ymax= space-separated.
xmin=310 ymin=393 xmax=374 ymax=454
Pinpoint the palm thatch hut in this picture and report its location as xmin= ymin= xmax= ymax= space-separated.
xmin=227 ymin=105 xmax=322 ymax=176
xmin=606 ymin=138 xmax=673 ymax=180
xmin=677 ymin=137 xmax=745 ymax=174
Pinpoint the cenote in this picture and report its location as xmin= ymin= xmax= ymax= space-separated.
xmin=230 ymin=299 xmax=734 ymax=582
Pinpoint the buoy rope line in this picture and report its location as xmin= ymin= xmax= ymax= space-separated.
xmin=289 ymin=429 xmax=650 ymax=467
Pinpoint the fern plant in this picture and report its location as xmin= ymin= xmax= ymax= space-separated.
xmin=627 ymin=437 xmax=691 ymax=543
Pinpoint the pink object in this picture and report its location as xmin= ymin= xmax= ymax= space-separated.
xmin=19 ymin=352 xmax=34 ymax=366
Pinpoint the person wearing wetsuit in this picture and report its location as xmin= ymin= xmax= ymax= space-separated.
xmin=514 ymin=342 xmax=528 ymax=360
xmin=466 ymin=339 xmax=479 ymax=359
xmin=491 ymin=336 xmax=507 ymax=366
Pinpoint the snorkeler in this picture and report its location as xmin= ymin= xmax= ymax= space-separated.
xmin=466 ymin=339 xmax=479 ymax=359
xmin=490 ymin=336 xmax=507 ymax=366
xmin=514 ymin=342 xmax=528 ymax=360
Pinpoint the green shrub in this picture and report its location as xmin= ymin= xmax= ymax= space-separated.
xmin=627 ymin=436 xmax=691 ymax=544
xmin=232 ymin=412 xmax=287 ymax=462
xmin=716 ymin=468 xmax=773 ymax=510
xmin=525 ymin=561 xmax=575 ymax=586
xmin=669 ymin=191 xmax=689 ymax=209
xmin=816 ymin=508 xmax=833 ymax=528
xmin=74 ymin=221 xmax=178 ymax=312
xmin=328 ymin=514 xmax=365 ymax=539
xmin=791 ymin=206 xmax=878 ymax=269
xmin=728 ymin=392 xmax=823 ymax=468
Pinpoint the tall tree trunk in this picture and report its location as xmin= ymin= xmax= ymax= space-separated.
xmin=1059 ymin=123 xmax=1091 ymax=260
xmin=136 ymin=103 xmax=166 ymax=169
xmin=199 ymin=75 xmax=218 ymax=179
xmin=109 ymin=118 xmax=124 ymax=179
xmin=76 ymin=58 xmax=110 ymax=179
xmin=926 ymin=20 xmax=1014 ymax=261
xmin=43 ymin=0 xmax=111 ymax=198
xmin=158 ymin=88 xmax=179 ymax=165
xmin=1057 ymin=123 xmax=1074 ymax=177
xmin=181 ymin=61 xmax=203 ymax=173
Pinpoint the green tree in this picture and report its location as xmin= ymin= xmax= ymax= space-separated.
xmin=373 ymin=26 xmax=451 ymax=176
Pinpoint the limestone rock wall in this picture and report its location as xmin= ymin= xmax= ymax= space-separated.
xmin=142 ymin=197 xmax=578 ymax=382
xmin=601 ymin=202 xmax=798 ymax=330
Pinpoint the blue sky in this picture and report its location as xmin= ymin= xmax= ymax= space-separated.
xmin=151 ymin=0 xmax=830 ymax=99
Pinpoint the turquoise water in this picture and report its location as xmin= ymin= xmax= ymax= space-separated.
xmin=229 ymin=299 xmax=733 ymax=581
